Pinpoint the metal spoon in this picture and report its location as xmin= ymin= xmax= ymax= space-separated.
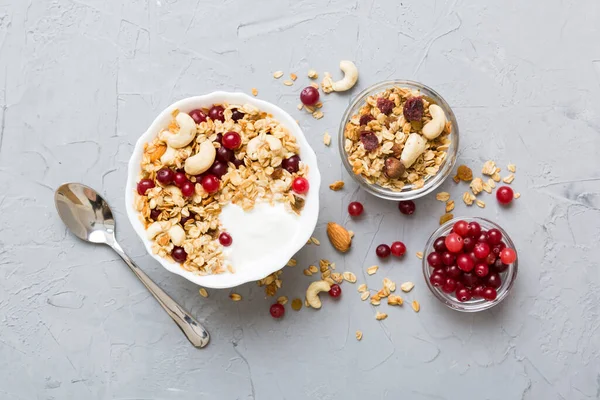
xmin=54 ymin=182 xmax=209 ymax=348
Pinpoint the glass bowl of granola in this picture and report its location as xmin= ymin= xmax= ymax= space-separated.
xmin=339 ymin=80 xmax=458 ymax=200
xmin=126 ymin=92 xmax=321 ymax=289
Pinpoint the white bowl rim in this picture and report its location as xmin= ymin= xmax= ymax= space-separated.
xmin=125 ymin=92 xmax=321 ymax=289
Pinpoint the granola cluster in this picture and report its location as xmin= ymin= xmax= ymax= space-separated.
xmin=343 ymin=86 xmax=452 ymax=191
xmin=134 ymin=103 xmax=308 ymax=275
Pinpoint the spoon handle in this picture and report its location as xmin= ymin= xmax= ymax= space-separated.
xmin=110 ymin=241 xmax=210 ymax=348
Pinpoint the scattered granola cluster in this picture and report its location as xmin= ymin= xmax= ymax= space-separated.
xmin=343 ymin=85 xmax=452 ymax=191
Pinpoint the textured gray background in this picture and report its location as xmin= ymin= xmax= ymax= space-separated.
xmin=1 ymin=0 xmax=599 ymax=399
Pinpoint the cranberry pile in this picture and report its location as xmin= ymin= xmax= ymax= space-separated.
xmin=427 ymin=220 xmax=516 ymax=303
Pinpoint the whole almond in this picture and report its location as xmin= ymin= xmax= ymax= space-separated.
xmin=326 ymin=222 xmax=352 ymax=252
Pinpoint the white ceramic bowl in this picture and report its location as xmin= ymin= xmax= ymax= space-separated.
xmin=125 ymin=92 xmax=321 ymax=289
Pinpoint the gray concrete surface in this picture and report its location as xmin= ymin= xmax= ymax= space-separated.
xmin=1 ymin=0 xmax=599 ymax=399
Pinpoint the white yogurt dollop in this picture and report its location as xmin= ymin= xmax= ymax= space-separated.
xmin=219 ymin=202 xmax=301 ymax=273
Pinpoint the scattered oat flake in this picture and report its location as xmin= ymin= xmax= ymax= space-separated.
xmin=492 ymin=172 xmax=501 ymax=182
xmin=357 ymin=284 xmax=367 ymax=293
xmin=308 ymin=69 xmax=318 ymax=79
xmin=312 ymin=111 xmax=324 ymax=120
xmin=508 ymin=164 xmax=516 ymax=173
xmin=375 ymin=311 xmax=388 ymax=320
xmin=457 ymin=165 xmax=473 ymax=181
xmin=277 ymin=296 xmax=288 ymax=305
xmin=400 ymin=282 xmax=415 ymax=292
xmin=251 ymin=88 xmax=258 ymax=96
xmin=476 ymin=199 xmax=486 ymax=208
xmin=436 ymin=192 xmax=450 ymax=202
xmin=290 ymin=73 xmax=297 ymax=81
xmin=310 ymin=82 xmax=319 ymax=89
xmin=488 ymin=178 xmax=496 ymax=189
xmin=411 ymin=300 xmax=420 ymax=312
xmin=303 ymin=269 xmax=312 ymax=276
xmin=230 ymin=293 xmax=242 ymax=301
xmin=360 ymin=292 xmax=370 ymax=301
xmin=482 ymin=182 xmax=492 ymax=193
xmin=291 ymin=298 xmax=302 ymax=311
xmin=273 ymin=71 xmax=284 ymax=79
xmin=416 ymin=251 xmax=424 ymax=259
xmin=309 ymin=265 xmax=318 ymax=273
xmin=286 ymin=259 xmax=297 ymax=267
xmin=463 ymin=192 xmax=475 ymax=206
xmin=388 ymin=295 xmax=403 ymax=306
xmin=199 ymin=288 xmax=208 ymax=298
xmin=482 ymin=160 xmax=496 ymax=176
xmin=446 ymin=200 xmax=455 ymax=213
xmin=383 ymin=278 xmax=396 ymax=292
xmin=283 ymin=80 xmax=293 ymax=86
xmin=367 ymin=265 xmax=379 ymax=275
xmin=348 ymin=230 xmax=354 ymax=238
xmin=440 ymin=213 xmax=453 ymax=225
xmin=311 ymin=237 xmax=320 ymax=245
xmin=371 ymin=298 xmax=381 ymax=306
xmin=343 ymin=271 xmax=357 ymax=283
xmin=514 ymin=192 xmax=521 ymax=199
xmin=503 ymin=174 xmax=515 ymax=184
xmin=323 ymin=132 xmax=331 ymax=146
xmin=297 ymin=103 xmax=303 ymax=110
xmin=470 ymin=177 xmax=484 ymax=195
xmin=329 ymin=180 xmax=344 ymax=191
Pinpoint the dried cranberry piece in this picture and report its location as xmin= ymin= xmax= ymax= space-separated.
xmin=360 ymin=131 xmax=379 ymax=151
xmin=359 ymin=114 xmax=375 ymax=125
xmin=403 ymin=97 xmax=424 ymax=121
xmin=376 ymin=98 xmax=395 ymax=115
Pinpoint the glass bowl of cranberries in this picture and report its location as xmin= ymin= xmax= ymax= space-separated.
xmin=338 ymin=80 xmax=459 ymax=201
xmin=422 ymin=217 xmax=518 ymax=312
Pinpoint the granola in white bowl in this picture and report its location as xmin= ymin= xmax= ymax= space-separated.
xmin=126 ymin=93 xmax=320 ymax=289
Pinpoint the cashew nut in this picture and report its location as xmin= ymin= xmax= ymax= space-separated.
xmin=168 ymin=224 xmax=185 ymax=246
xmin=246 ymin=135 xmax=283 ymax=160
xmin=400 ymin=133 xmax=427 ymax=168
xmin=306 ymin=280 xmax=331 ymax=309
xmin=184 ymin=140 xmax=216 ymax=175
xmin=162 ymin=112 xmax=197 ymax=149
xmin=421 ymin=104 xmax=447 ymax=140
xmin=331 ymin=60 xmax=358 ymax=92
xmin=146 ymin=221 xmax=170 ymax=240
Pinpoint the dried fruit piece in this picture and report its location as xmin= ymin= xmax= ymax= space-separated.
xmin=403 ymin=96 xmax=424 ymax=121
xmin=400 ymin=282 xmax=415 ymax=292
xmin=439 ymin=213 xmax=454 ymax=225
xmin=376 ymin=97 xmax=395 ymax=115
xmin=456 ymin=165 xmax=473 ymax=181
xmin=436 ymin=192 xmax=450 ymax=202
xmin=367 ymin=265 xmax=379 ymax=275
xmin=360 ymin=131 xmax=379 ymax=151
xmin=359 ymin=114 xmax=375 ymax=125
xmin=327 ymin=222 xmax=352 ymax=252
xmin=355 ymin=330 xmax=363 ymax=340
xmin=329 ymin=180 xmax=344 ymax=191
xmin=411 ymin=300 xmax=420 ymax=312
xmin=291 ymin=298 xmax=302 ymax=311
xmin=375 ymin=311 xmax=388 ymax=320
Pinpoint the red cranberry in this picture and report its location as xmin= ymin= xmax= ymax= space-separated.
xmin=496 ymin=186 xmax=514 ymax=205
xmin=292 ymin=177 xmax=309 ymax=194
xmin=445 ymin=264 xmax=462 ymax=279
xmin=463 ymin=236 xmax=476 ymax=252
xmin=201 ymin=174 xmax=220 ymax=193
xmin=216 ymin=146 xmax=234 ymax=162
xmin=442 ymin=278 xmax=457 ymax=293
xmin=427 ymin=252 xmax=443 ymax=268
xmin=300 ymin=86 xmax=320 ymax=106
xmin=180 ymin=181 xmax=195 ymax=197
xmin=485 ymin=252 xmax=497 ymax=266
xmin=472 ymin=285 xmax=485 ymax=298
xmin=376 ymin=244 xmax=391 ymax=258
xmin=232 ymin=158 xmax=244 ymax=169
xmin=487 ymin=228 xmax=503 ymax=245
xmin=219 ymin=232 xmax=232 ymax=247
xmin=222 ymin=131 xmax=242 ymax=149
xmin=461 ymin=272 xmax=479 ymax=287
xmin=398 ymin=200 xmax=416 ymax=215
xmin=403 ymin=97 xmax=424 ymax=121
xmin=208 ymin=105 xmax=225 ymax=122
xmin=432 ymin=267 xmax=446 ymax=276
xmin=376 ymin=97 xmax=395 ymax=115
xmin=156 ymin=168 xmax=175 ymax=185
xmin=456 ymin=287 xmax=472 ymax=302
xmin=445 ymin=233 xmax=464 ymax=253
xmin=482 ymin=287 xmax=497 ymax=301
xmin=360 ymin=131 xmax=379 ymax=151
xmin=456 ymin=254 xmax=475 ymax=272
xmin=348 ymin=201 xmax=364 ymax=217
xmin=492 ymin=258 xmax=509 ymax=273
xmin=137 ymin=179 xmax=155 ymax=195
xmin=391 ymin=241 xmax=406 ymax=257
xmin=474 ymin=242 xmax=491 ymax=259
xmin=500 ymin=248 xmax=517 ymax=264
xmin=477 ymin=232 xmax=490 ymax=243
xmin=430 ymin=273 xmax=445 ymax=287
xmin=189 ymin=109 xmax=207 ymax=124
xmin=282 ymin=155 xmax=301 ymax=173
xmin=328 ymin=284 xmax=342 ymax=298
xmin=150 ymin=209 xmax=161 ymax=220
xmin=492 ymin=242 xmax=506 ymax=255
xmin=453 ymin=220 xmax=469 ymax=237
xmin=474 ymin=262 xmax=489 ymax=277
xmin=359 ymin=114 xmax=375 ymax=125
xmin=269 ymin=303 xmax=285 ymax=318
xmin=442 ymin=251 xmax=456 ymax=266
xmin=467 ymin=221 xmax=481 ymax=237
xmin=433 ymin=236 xmax=447 ymax=252
xmin=214 ymin=133 xmax=223 ymax=144
xmin=231 ymin=109 xmax=245 ymax=121
xmin=173 ymin=171 xmax=188 ymax=187
xmin=171 ymin=246 xmax=187 ymax=263
xmin=209 ymin=160 xmax=229 ymax=178
xmin=486 ymin=271 xmax=502 ymax=289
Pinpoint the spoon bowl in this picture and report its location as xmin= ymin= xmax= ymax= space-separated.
xmin=55 ymin=182 xmax=209 ymax=348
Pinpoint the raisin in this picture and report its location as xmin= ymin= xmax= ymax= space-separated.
xmin=376 ymin=98 xmax=395 ymax=115
xmin=403 ymin=97 xmax=424 ymax=121
xmin=360 ymin=131 xmax=379 ymax=151
xmin=456 ymin=165 xmax=473 ymax=181
xmin=359 ymin=114 xmax=375 ymax=125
